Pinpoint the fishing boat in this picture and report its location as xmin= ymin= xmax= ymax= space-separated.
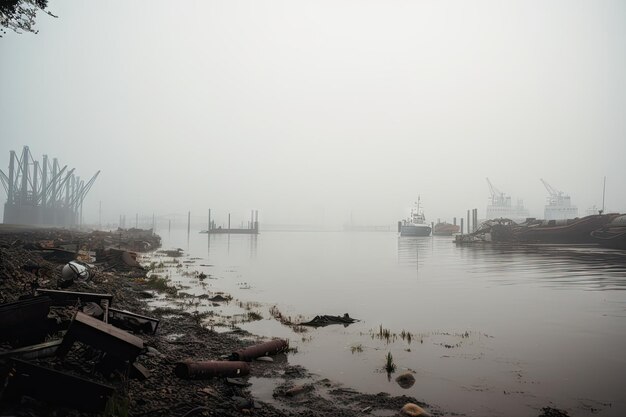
xmin=399 ymin=198 xmax=431 ymax=237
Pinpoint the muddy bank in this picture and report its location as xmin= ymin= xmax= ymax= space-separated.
xmin=0 ymin=227 xmax=445 ymax=417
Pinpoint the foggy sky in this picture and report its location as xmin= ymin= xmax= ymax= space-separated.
xmin=1 ymin=0 xmax=625 ymax=228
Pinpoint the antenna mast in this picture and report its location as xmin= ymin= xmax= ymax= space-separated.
xmin=601 ymin=176 xmax=606 ymax=214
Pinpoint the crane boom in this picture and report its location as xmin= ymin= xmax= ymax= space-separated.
xmin=486 ymin=178 xmax=504 ymax=205
xmin=540 ymin=178 xmax=560 ymax=197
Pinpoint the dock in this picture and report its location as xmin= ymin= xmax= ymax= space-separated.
xmin=200 ymin=209 xmax=259 ymax=235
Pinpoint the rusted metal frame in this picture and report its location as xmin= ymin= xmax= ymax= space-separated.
xmin=57 ymin=311 xmax=144 ymax=362
xmin=0 ymin=339 xmax=62 ymax=360
xmin=36 ymin=288 xmax=113 ymax=307
xmin=108 ymin=307 xmax=159 ymax=335
xmin=0 ymin=296 xmax=51 ymax=330
xmin=3 ymin=358 xmax=115 ymax=412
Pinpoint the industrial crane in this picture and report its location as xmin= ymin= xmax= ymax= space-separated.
xmin=540 ymin=178 xmax=565 ymax=205
xmin=1 ymin=146 xmax=100 ymax=227
xmin=540 ymin=178 xmax=578 ymax=220
xmin=486 ymin=178 xmax=507 ymax=206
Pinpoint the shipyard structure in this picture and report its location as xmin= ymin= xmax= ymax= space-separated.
xmin=541 ymin=178 xmax=578 ymax=220
xmin=485 ymin=178 xmax=529 ymax=221
xmin=0 ymin=146 xmax=100 ymax=227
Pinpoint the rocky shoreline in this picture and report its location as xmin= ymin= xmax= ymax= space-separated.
xmin=0 ymin=227 xmax=441 ymax=417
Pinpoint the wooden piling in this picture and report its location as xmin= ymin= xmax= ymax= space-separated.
xmin=473 ymin=209 xmax=478 ymax=232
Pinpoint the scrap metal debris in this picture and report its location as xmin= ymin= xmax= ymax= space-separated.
xmin=300 ymin=313 xmax=360 ymax=327
xmin=4 ymin=358 xmax=115 ymax=412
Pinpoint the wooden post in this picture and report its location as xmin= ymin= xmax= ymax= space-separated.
xmin=473 ymin=209 xmax=478 ymax=232
xmin=187 ymin=211 xmax=191 ymax=237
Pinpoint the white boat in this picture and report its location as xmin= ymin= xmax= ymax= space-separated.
xmin=400 ymin=198 xmax=432 ymax=236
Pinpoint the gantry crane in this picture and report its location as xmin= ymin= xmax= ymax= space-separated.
xmin=1 ymin=146 xmax=100 ymax=227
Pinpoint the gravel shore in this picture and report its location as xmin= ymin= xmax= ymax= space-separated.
xmin=0 ymin=227 xmax=441 ymax=417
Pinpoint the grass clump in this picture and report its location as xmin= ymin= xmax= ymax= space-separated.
xmin=146 ymin=274 xmax=178 ymax=295
xmin=350 ymin=343 xmax=364 ymax=354
xmin=384 ymin=352 xmax=396 ymax=374
xmin=105 ymin=393 xmax=130 ymax=417
xmin=247 ymin=311 xmax=263 ymax=321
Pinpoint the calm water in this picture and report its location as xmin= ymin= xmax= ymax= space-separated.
xmin=154 ymin=229 xmax=626 ymax=417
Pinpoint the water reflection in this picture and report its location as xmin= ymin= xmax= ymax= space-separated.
xmin=459 ymin=244 xmax=626 ymax=290
xmin=397 ymin=236 xmax=433 ymax=272
xmin=161 ymin=229 xmax=626 ymax=417
xmin=250 ymin=234 xmax=257 ymax=259
xmin=205 ymin=233 xmax=258 ymax=261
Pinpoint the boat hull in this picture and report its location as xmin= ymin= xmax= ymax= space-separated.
xmin=400 ymin=224 xmax=431 ymax=236
xmin=591 ymin=215 xmax=626 ymax=250
xmin=516 ymin=214 xmax=618 ymax=244
xmin=433 ymin=223 xmax=460 ymax=236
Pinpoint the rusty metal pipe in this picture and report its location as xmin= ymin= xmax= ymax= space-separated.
xmin=174 ymin=360 xmax=250 ymax=379
xmin=230 ymin=339 xmax=289 ymax=362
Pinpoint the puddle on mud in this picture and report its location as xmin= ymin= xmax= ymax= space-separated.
xmin=247 ymin=376 xmax=288 ymax=410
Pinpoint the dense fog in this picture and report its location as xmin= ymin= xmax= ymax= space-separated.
xmin=1 ymin=1 xmax=625 ymax=229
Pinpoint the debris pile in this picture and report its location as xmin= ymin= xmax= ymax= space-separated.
xmin=0 ymin=226 xmax=443 ymax=417
xmin=0 ymin=227 xmax=312 ymax=417
xmin=0 ymin=227 xmax=164 ymax=415
xmin=300 ymin=313 xmax=360 ymax=327
xmin=454 ymin=213 xmax=622 ymax=245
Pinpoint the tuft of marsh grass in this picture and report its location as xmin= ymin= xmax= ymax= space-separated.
xmin=104 ymin=393 xmax=129 ymax=417
xmin=247 ymin=311 xmax=263 ymax=321
xmin=351 ymin=344 xmax=364 ymax=354
xmin=384 ymin=352 xmax=396 ymax=374
xmin=146 ymin=274 xmax=178 ymax=295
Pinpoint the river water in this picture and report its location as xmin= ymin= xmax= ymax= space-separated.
xmin=153 ymin=228 xmax=626 ymax=417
